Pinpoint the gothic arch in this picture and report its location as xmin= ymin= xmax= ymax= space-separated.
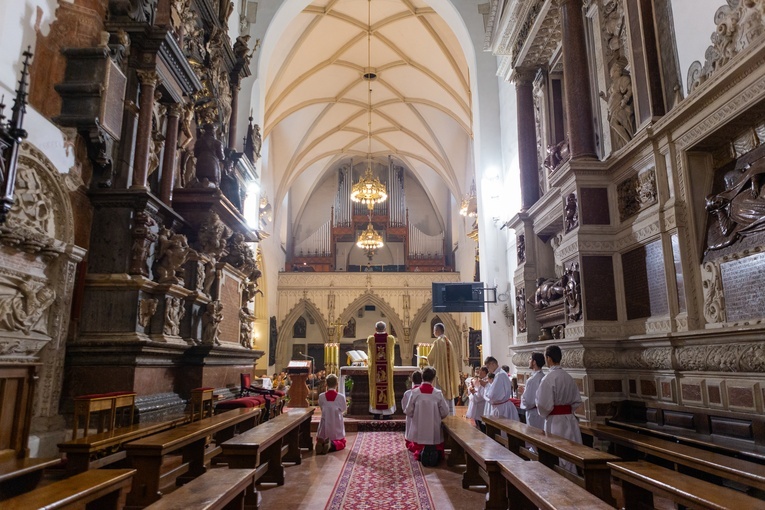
xmin=336 ymin=292 xmax=405 ymax=348
xmin=409 ymin=299 xmax=462 ymax=362
xmin=275 ymin=298 xmax=329 ymax=370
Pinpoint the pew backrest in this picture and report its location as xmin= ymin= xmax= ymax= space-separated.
xmin=145 ymin=468 xmax=257 ymax=509
xmin=498 ymin=460 xmax=613 ymax=510
xmin=2 ymin=468 xmax=135 ymax=510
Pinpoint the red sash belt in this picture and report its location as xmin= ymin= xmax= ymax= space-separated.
xmin=550 ymin=405 xmax=572 ymax=415
xmin=491 ymin=398 xmax=513 ymax=406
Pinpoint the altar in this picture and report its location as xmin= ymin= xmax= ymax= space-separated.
xmin=340 ymin=366 xmax=419 ymax=416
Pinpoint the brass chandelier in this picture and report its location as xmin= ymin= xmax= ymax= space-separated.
xmin=354 ymin=0 xmax=386 ymax=257
xmin=459 ymin=181 xmax=478 ymax=217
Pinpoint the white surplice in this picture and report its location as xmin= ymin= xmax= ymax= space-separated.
xmin=316 ymin=390 xmax=347 ymax=441
xmin=520 ymin=369 xmax=545 ymax=429
xmin=403 ymin=383 xmax=449 ymax=445
xmin=401 ymin=384 xmax=420 ymax=442
xmin=535 ymin=365 xmax=582 ymax=472
xmin=465 ymin=380 xmax=487 ymax=422
xmin=484 ymin=367 xmax=519 ymax=421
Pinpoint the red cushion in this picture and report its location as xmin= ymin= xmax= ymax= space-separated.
xmin=75 ymin=391 xmax=136 ymax=400
xmin=216 ymin=397 xmax=262 ymax=409
xmin=272 ymin=390 xmax=286 ymax=397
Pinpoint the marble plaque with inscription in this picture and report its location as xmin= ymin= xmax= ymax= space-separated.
xmin=582 ymin=256 xmax=618 ymax=320
xmin=720 ymin=251 xmax=765 ymax=321
xmin=218 ymin=267 xmax=243 ymax=344
xmin=623 ymin=241 xmax=668 ymax=320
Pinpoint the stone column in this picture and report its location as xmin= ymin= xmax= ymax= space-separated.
xmin=132 ymin=70 xmax=160 ymax=189
xmin=559 ymin=0 xmax=597 ymax=159
xmin=228 ymin=77 xmax=241 ymax=149
xmin=160 ymin=103 xmax=182 ymax=205
xmin=515 ymin=69 xmax=540 ymax=210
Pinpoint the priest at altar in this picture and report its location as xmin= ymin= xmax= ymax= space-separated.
xmin=367 ymin=321 xmax=396 ymax=419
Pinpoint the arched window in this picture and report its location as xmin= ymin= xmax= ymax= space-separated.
xmin=293 ymin=316 xmax=306 ymax=338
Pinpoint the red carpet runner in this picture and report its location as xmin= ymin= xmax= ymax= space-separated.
xmin=324 ymin=432 xmax=435 ymax=510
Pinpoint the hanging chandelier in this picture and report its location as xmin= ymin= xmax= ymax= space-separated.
xmin=356 ymin=222 xmax=384 ymax=252
xmin=354 ymin=0 xmax=385 ymax=258
xmin=351 ymin=167 xmax=387 ymax=207
xmin=459 ymin=181 xmax=478 ymax=217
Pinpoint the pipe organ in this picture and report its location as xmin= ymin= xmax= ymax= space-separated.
xmin=291 ymin=160 xmax=450 ymax=272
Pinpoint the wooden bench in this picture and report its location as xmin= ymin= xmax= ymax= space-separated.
xmin=484 ymin=415 xmax=618 ymax=505
xmin=59 ymin=415 xmax=190 ymax=474
xmin=124 ymin=407 xmax=260 ymax=508
xmin=442 ymin=415 xmax=520 ymax=510
xmin=587 ymin=422 xmax=765 ymax=494
xmin=0 ymin=456 xmax=62 ymax=500
xmin=145 ymin=468 xmax=257 ymax=510
xmin=606 ymin=399 xmax=765 ymax=463
xmin=221 ymin=407 xmax=315 ymax=489
xmin=2 ymin=468 xmax=135 ymax=509
xmin=609 ymin=460 xmax=765 ymax=510
xmin=498 ymin=460 xmax=614 ymax=510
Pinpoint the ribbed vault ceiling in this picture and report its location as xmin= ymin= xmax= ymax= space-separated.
xmin=264 ymin=0 xmax=473 ymax=205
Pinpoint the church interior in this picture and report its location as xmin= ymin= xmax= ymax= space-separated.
xmin=1 ymin=0 xmax=764 ymax=508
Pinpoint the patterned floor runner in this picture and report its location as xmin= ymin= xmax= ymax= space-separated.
xmin=324 ymin=432 xmax=434 ymax=510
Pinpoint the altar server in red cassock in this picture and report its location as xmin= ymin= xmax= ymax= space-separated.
xmin=404 ymin=366 xmax=449 ymax=462
xmin=316 ymin=374 xmax=347 ymax=454
xmin=536 ymin=345 xmax=582 ymax=472
xmin=367 ymin=321 xmax=396 ymax=419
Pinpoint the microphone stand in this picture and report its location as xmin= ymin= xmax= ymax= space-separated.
xmin=298 ymin=351 xmax=315 ymax=376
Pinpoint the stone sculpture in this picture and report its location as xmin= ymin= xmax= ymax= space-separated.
xmin=202 ymin=300 xmax=223 ymax=345
xmin=155 ymin=228 xmax=193 ymax=285
xmin=706 ymin=154 xmax=765 ymax=252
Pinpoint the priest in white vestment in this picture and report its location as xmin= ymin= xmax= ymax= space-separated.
xmin=520 ymin=352 xmax=545 ymax=430
xmin=536 ymin=345 xmax=582 ymax=472
xmin=316 ymin=374 xmax=347 ymax=454
xmin=404 ymin=366 xmax=450 ymax=461
xmin=483 ymin=356 xmax=520 ymax=421
xmin=465 ymin=366 xmax=489 ymax=432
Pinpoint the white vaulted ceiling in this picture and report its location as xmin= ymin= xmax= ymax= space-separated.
xmin=263 ymin=0 xmax=473 ymax=208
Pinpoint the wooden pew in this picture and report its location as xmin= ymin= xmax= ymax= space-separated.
xmin=442 ymin=415 xmax=520 ymax=510
xmin=587 ymin=422 xmax=765 ymax=494
xmin=0 ymin=456 xmax=62 ymax=500
xmin=498 ymin=460 xmax=614 ymax=510
xmin=605 ymin=399 xmax=765 ymax=464
xmin=483 ymin=415 xmax=617 ymax=505
xmin=145 ymin=468 xmax=257 ymax=510
xmin=220 ymin=407 xmax=315 ymax=488
xmin=59 ymin=415 xmax=190 ymax=474
xmin=2 ymin=468 xmax=135 ymax=510
xmin=609 ymin=460 xmax=765 ymax=510
xmin=124 ymin=407 xmax=260 ymax=508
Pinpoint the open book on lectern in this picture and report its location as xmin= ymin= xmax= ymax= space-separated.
xmin=346 ymin=350 xmax=369 ymax=366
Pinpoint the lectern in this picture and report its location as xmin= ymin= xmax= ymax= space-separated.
xmin=287 ymin=360 xmax=311 ymax=408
